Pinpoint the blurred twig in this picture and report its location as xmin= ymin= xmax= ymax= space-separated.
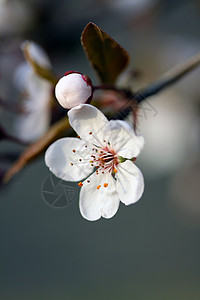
xmin=115 ymin=52 xmax=200 ymax=119
xmin=3 ymin=117 xmax=69 ymax=183
xmin=136 ymin=52 xmax=200 ymax=102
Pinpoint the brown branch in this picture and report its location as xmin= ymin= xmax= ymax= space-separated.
xmin=136 ymin=51 xmax=200 ymax=102
xmin=3 ymin=117 xmax=69 ymax=183
xmin=114 ymin=52 xmax=200 ymax=119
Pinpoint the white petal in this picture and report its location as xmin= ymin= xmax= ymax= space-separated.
xmin=14 ymin=63 xmax=52 ymax=111
xmin=79 ymin=172 xmax=120 ymax=221
xmin=25 ymin=71 xmax=52 ymax=109
xmin=14 ymin=66 xmax=52 ymax=142
xmin=45 ymin=138 xmax=94 ymax=181
xmin=14 ymin=108 xmax=50 ymax=142
xmin=13 ymin=62 xmax=31 ymax=91
xmin=116 ymin=160 xmax=144 ymax=205
xmin=68 ymin=104 xmax=109 ymax=147
xmin=103 ymin=120 xmax=144 ymax=158
xmin=22 ymin=40 xmax=51 ymax=69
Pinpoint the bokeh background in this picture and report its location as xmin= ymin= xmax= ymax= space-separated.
xmin=0 ymin=0 xmax=200 ymax=299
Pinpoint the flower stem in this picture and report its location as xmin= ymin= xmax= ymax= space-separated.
xmin=94 ymin=84 xmax=128 ymax=97
xmin=113 ymin=52 xmax=200 ymax=120
xmin=136 ymin=52 xmax=200 ymax=103
xmin=3 ymin=117 xmax=70 ymax=183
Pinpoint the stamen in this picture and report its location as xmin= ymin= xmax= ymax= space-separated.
xmin=88 ymin=132 xmax=104 ymax=148
xmin=71 ymin=140 xmax=118 ymax=185
xmin=101 ymin=152 xmax=114 ymax=158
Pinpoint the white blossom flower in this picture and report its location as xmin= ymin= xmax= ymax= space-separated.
xmin=13 ymin=41 xmax=52 ymax=142
xmin=55 ymin=72 xmax=93 ymax=109
xmin=45 ymin=104 xmax=144 ymax=221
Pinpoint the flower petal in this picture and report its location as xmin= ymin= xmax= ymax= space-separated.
xmin=45 ymin=138 xmax=94 ymax=181
xmin=103 ymin=120 xmax=144 ymax=158
xmin=116 ymin=160 xmax=144 ymax=205
xmin=22 ymin=40 xmax=51 ymax=69
xmin=13 ymin=62 xmax=31 ymax=91
xmin=68 ymin=104 xmax=109 ymax=147
xmin=79 ymin=172 xmax=120 ymax=221
xmin=15 ymin=109 xmax=50 ymax=142
xmin=14 ymin=60 xmax=52 ymax=142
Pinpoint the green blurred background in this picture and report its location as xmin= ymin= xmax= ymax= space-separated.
xmin=0 ymin=0 xmax=200 ymax=299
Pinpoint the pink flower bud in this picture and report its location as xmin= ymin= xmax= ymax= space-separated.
xmin=55 ymin=72 xmax=93 ymax=109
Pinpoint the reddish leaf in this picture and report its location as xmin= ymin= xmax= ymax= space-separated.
xmin=81 ymin=22 xmax=130 ymax=84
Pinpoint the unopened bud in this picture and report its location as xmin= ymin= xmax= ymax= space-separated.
xmin=55 ymin=72 xmax=93 ymax=109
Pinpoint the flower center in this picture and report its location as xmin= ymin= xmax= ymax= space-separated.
xmin=70 ymin=138 xmax=119 ymax=190
xmin=95 ymin=146 xmax=118 ymax=173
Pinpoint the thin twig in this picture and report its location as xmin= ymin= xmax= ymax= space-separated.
xmin=94 ymin=84 xmax=128 ymax=97
xmin=113 ymin=52 xmax=200 ymax=119
xmin=3 ymin=117 xmax=70 ymax=183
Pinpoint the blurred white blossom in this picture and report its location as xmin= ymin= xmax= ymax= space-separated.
xmin=13 ymin=41 xmax=53 ymax=142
